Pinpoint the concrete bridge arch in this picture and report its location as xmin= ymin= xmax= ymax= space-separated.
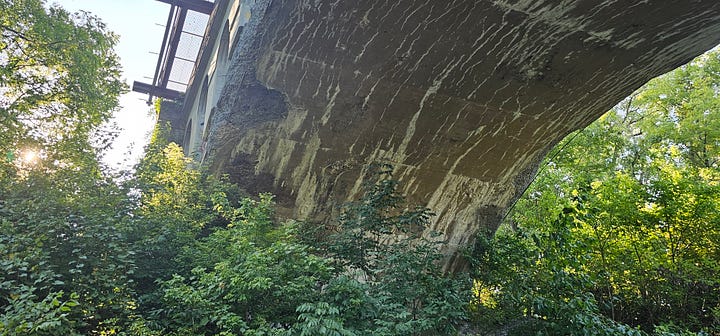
xmin=143 ymin=0 xmax=720 ymax=271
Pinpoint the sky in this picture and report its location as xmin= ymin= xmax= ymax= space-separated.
xmin=50 ymin=0 xmax=172 ymax=170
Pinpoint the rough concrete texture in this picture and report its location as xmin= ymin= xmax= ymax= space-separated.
xmin=204 ymin=0 xmax=720 ymax=271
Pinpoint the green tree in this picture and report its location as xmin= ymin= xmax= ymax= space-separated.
xmin=0 ymin=1 xmax=141 ymax=334
xmin=475 ymin=50 xmax=720 ymax=335
xmin=126 ymin=138 xmax=231 ymax=291
xmin=1 ymin=0 xmax=125 ymax=168
xmin=0 ymin=164 xmax=144 ymax=335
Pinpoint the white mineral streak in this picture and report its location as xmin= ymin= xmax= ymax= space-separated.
xmin=320 ymin=82 xmax=340 ymax=125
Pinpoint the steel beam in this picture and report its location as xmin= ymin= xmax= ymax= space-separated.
xmin=132 ymin=81 xmax=183 ymax=101
xmin=155 ymin=0 xmax=214 ymax=15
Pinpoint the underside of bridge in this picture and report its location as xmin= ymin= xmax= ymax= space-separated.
xmin=197 ymin=0 xmax=720 ymax=270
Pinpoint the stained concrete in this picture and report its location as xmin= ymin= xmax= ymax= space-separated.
xmin=202 ymin=0 xmax=720 ymax=271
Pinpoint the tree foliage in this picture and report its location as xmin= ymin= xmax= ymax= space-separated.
xmin=137 ymin=163 xmax=471 ymax=335
xmin=474 ymin=50 xmax=720 ymax=335
xmin=0 ymin=0 xmax=125 ymax=168
xmin=1 ymin=1 xmax=134 ymax=334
